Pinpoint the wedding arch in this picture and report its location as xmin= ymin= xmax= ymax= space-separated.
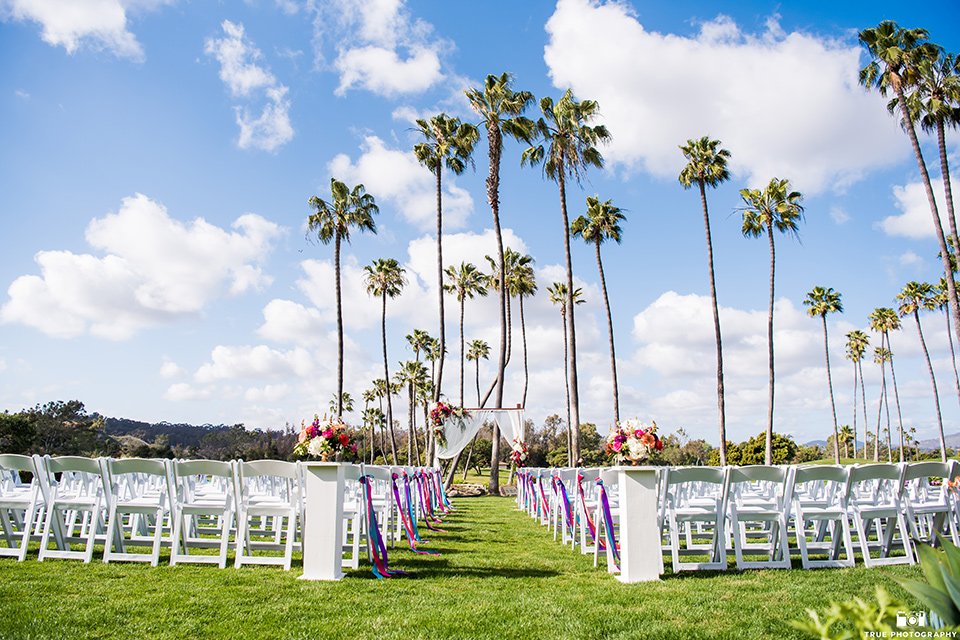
xmin=433 ymin=406 xmax=525 ymax=465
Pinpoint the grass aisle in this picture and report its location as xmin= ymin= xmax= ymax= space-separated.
xmin=0 ymin=496 xmax=925 ymax=640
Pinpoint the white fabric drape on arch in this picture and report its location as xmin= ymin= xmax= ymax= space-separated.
xmin=435 ymin=409 xmax=525 ymax=460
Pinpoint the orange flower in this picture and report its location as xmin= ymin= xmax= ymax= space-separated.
xmin=298 ymin=429 xmax=309 ymax=444
xmin=640 ymin=432 xmax=657 ymax=448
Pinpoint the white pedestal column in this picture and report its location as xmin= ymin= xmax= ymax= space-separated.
xmin=614 ymin=466 xmax=662 ymax=583
xmin=299 ymin=462 xmax=345 ymax=581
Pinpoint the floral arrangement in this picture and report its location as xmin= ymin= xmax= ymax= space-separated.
xmin=294 ymin=414 xmax=356 ymax=460
xmin=430 ymin=402 xmax=470 ymax=447
xmin=510 ymin=437 xmax=529 ymax=467
xmin=605 ymin=418 xmax=663 ymax=465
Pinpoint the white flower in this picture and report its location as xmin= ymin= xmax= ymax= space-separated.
xmin=306 ymin=437 xmax=329 ymax=457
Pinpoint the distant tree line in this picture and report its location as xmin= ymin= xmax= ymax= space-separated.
xmin=5 ymin=399 xmax=951 ymax=470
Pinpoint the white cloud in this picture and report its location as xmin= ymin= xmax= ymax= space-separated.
xmin=0 ymin=193 xmax=282 ymax=339
xmin=163 ymin=383 xmax=213 ymax=402
xmin=335 ymin=45 xmax=441 ymax=97
xmin=194 ymin=345 xmax=317 ymax=383
xmin=0 ymin=0 xmax=171 ymax=60
xmin=876 ymin=176 xmax=960 ymax=239
xmin=244 ymin=383 xmax=292 ymax=402
xmin=14 ymin=89 xmax=30 ymax=100
xmin=159 ymin=360 xmax=187 ymax=379
xmin=543 ymin=0 xmax=903 ymax=193
xmin=308 ymin=0 xmax=446 ymax=96
xmin=829 ymin=205 xmax=850 ymax=225
xmin=327 ymin=135 xmax=474 ymax=231
xmin=205 ymin=20 xmax=294 ymax=152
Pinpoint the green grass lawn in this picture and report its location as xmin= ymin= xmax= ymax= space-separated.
xmin=0 ymin=496 xmax=925 ymax=640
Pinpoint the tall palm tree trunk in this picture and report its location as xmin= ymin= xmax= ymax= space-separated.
xmin=765 ymin=225 xmax=776 ymax=466
xmin=914 ymin=311 xmax=946 ymax=461
xmin=595 ymin=240 xmax=620 ymax=424
xmin=699 ymin=182 xmax=726 ymax=465
xmin=459 ymin=298 xmax=466 ymax=406
xmin=875 ymin=360 xmax=886 ymax=462
xmin=488 ymin=125 xmax=507 ymax=497
xmin=895 ymin=82 xmax=960 ymax=349
xmin=381 ymin=293 xmax=398 ymax=466
xmin=562 ymin=311 xmax=572 ymax=467
xmin=858 ymin=359 xmax=868 ymax=459
xmin=435 ymin=167 xmax=446 ymax=403
xmin=520 ymin=296 xmax=530 ymax=407
xmin=888 ymin=353 xmax=905 ymax=462
xmin=937 ymin=120 xmax=959 ymax=256
xmin=558 ymin=169 xmax=581 ymax=465
xmin=335 ymin=235 xmax=344 ymax=418
xmin=944 ymin=308 xmax=960 ymax=407
xmin=851 ymin=362 xmax=859 ymax=458
xmin=822 ymin=315 xmax=840 ymax=463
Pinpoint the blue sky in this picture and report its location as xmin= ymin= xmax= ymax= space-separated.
xmin=1 ymin=0 xmax=959 ymax=450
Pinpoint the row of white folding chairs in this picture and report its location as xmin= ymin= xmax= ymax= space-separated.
xmin=0 ymin=454 xmax=440 ymax=571
xmin=516 ymin=462 xmax=960 ymax=573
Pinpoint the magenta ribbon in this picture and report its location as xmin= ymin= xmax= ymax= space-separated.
xmin=360 ymin=475 xmax=405 ymax=579
xmin=597 ymin=479 xmax=620 ymax=570
xmin=554 ymin=476 xmax=575 ymax=530
xmin=391 ymin=473 xmax=438 ymax=556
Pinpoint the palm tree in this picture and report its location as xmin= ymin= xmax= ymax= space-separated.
xmin=372 ymin=377 xmax=398 ymax=464
xmin=363 ymin=258 xmax=406 ymax=466
xmin=935 ymin=277 xmax=960 ymax=406
xmin=395 ymin=360 xmax=430 ymax=466
xmin=740 ymin=177 xmax=804 ymax=465
xmin=897 ymin=281 xmax=947 ymax=461
xmin=522 ymin=89 xmax=610 ymax=467
xmin=362 ymin=388 xmax=377 ymax=462
xmin=860 ymin=23 xmax=960 ymax=348
xmin=328 ymin=392 xmax=354 ymax=418
xmin=898 ymin=52 xmax=960 ymax=256
xmin=873 ymin=345 xmax=893 ymax=462
xmin=547 ymin=282 xmax=585 ymax=467
xmin=838 ymin=425 xmax=853 ymax=459
xmin=507 ymin=254 xmax=537 ymax=408
xmin=406 ymin=329 xmax=432 ymax=366
xmin=678 ymin=137 xmax=732 ymax=466
xmin=465 ymin=73 xmax=535 ymax=494
xmin=803 ymin=286 xmax=843 ymax=463
xmin=869 ymin=307 xmax=904 ymax=461
xmin=443 ymin=262 xmax=489 ymax=407
xmin=845 ymin=330 xmax=871 ymax=459
xmin=571 ymin=195 xmax=626 ymax=424
xmin=413 ymin=114 xmax=479 ymax=405
xmin=307 ymin=178 xmax=379 ymax=418
xmin=465 ymin=339 xmax=491 ymax=406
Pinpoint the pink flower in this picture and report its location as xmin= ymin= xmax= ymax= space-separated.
xmin=323 ymin=428 xmax=334 ymax=438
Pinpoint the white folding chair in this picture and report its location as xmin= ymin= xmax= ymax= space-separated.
xmin=0 ymin=454 xmax=44 ymax=561
xmin=234 ymin=459 xmax=301 ymax=570
xmin=727 ymin=465 xmax=792 ymax=570
xmin=168 ymin=459 xmax=236 ymax=568
xmin=102 ymin=457 xmax=172 ymax=566
xmin=37 ymin=456 xmax=108 ymax=563
xmin=847 ymin=463 xmax=915 ymax=567
xmin=900 ymin=461 xmax=960 ymax=547
xmin=663 ymin=466 xmax=729 ymax=571
xmin=790 ymin=465 xmax=855 ymax=569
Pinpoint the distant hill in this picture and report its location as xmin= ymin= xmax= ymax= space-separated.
xmin=805 ymin=433 xmax=960 ymax=453
xmin=102 ymin=417 xmax=234 ymax=449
